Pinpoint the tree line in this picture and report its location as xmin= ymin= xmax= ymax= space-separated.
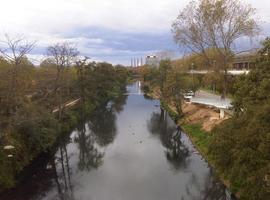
xmin=209 ymin=38 xmax=270 ymax=200
xmin=0 ymin=35 xmax=129 ymax=190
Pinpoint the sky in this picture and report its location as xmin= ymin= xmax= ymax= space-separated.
xmin=0 ymin=0 xmax=270 ymax=65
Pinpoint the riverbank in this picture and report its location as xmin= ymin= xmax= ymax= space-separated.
xmin=147 ymin=87 xmax=229 ymax=131
xmin=1 ymin=81 xmax=233 ymax=200
xmin=0 ymin=91 xmax=125 ymax=194
xmin=0 ymin=64 xmax=129 ymax=192
xmin=145 ymin=87 xmax=237 ymax=198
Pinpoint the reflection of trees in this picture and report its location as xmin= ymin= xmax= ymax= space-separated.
xmin=148 ymin=109 xmax=231 ymax=200
xmin=86 ymin=94 xmax=127 ymax=147
xmin=147 ymin=109 xmax=190 ymax=170
xmin=87 ymin=107 xmax=117 ymax=147
xmin=75 ymin=122 xmax=104 ymax=171
xmin=165 ymin=129 xmax=189 ymax=170
xmin=182 ymin=170 xmax=231 ymax=200
xmin=75 ymin=94 xmax=128 ymax=171
xmin=51 ymin=142 xmax=75 ymax=200
xmin=49 ymin=94 xmax=128 ymax=199
xmin=112 ymin=92 xmax=127 ymax=113
xmin=199 ymin=177 xmax=228 ymax=200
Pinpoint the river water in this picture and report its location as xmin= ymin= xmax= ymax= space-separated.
xmin=2 ymin=81 xmax=233 ymax=200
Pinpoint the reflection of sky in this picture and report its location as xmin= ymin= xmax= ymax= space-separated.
xmin=35 ymin=82 xmax=230 ymax=200
xmin=126 ymin=81 xmax=143 ymax=94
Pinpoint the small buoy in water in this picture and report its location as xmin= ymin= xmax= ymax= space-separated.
xmin=7 ymin=154 xmax=13 ymax=158
xmin=4 ymin=145 xmax=15 ymax=150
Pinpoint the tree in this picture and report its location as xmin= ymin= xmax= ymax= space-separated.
xmin=172 ymin=0 xmax=260 ymax=98
xmin=166 ymin=72 xmax=184 ymax=117
xmin=159 ymin=59 xmax=172 ymax=100
xmin=209 ymin=38 xmax=270 ymax=200
xmin=0 ymin=34 xmax=35 ymax=66
xmin=0 ymin=35 xmax=35 ymax=126
xmin=47 ymin=43 xmax=79 ymax=120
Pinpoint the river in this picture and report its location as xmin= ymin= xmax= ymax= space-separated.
xmin=1 ymin=81 xmax=233 ymax=200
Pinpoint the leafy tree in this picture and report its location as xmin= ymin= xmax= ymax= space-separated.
xmin=209 ymin=38 xmax=270 ymax=200
xmin=0 ymin=36 xmax=128 ymax=191
xmin=159 ymin=59 xmax=172 ymax=100
xmin=172 ymin=0 xmax=260 ymax=98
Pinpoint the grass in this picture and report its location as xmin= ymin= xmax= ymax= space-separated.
xmin=182 ymin=124 xmax=212 ymax=156
xmin=160 ymin=101 xmax=179 ymax=121
xmin=182 ymin=123 xmax=238 ymax=197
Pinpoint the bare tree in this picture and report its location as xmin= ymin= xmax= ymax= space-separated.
xmin=47 ymin=43 xmax=79 ymax=119
xmin=172 ymin=0 xmax=260 ymax=98
xmin=0 ymin=34 xmax=35 ymax=66
xmin=0 ymin=34 xmax=35 ymax=117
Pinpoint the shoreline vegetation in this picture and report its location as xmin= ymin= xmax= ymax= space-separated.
xmin=140 ymin=39 xmax=270 ymax=199
xmin=143 ymin=86 xmax=235 ymax=196
xmin=0 ymin=42 xmax=129 ymax=192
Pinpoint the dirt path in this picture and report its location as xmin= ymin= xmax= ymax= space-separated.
xmin=182 ymin=102 xmax=229 ymax=132
xmin=148 ymin=87 xmax=229 ymax=132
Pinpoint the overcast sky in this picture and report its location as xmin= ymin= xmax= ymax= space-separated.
xmin=0 ymin=0 xmax=270 ymax=65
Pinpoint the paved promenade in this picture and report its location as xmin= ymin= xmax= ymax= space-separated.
xmin=191 ymin=90 xmax=232 ymax=109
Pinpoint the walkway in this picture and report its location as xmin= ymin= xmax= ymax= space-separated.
xmin=191 ymin=90 xmax=232 ymax=109
xmin=52 ymin=98 xmax=80 ymax=113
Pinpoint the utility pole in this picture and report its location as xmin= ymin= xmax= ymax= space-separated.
xmin=191 ymin=63 xmax=194 ymax=92
xmin=213 ymin=60 xmax=216 ymax=93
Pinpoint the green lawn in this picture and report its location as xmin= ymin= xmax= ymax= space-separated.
xmin=182 ymin=124 xmax=212 ymax=155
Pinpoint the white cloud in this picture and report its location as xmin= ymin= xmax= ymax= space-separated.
xmin=0 ymin=0 xmax=188 ymax=34
xmin=0 ymin=0 xmax=269 ymax=64
xmin=0 ymin=0 xmax=268 ymax=34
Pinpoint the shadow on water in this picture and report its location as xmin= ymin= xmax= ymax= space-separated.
xmin=48 ymin=94 xmax=128 ymax=200
xmin=147 ymin=108 xmax=234 ymax=200
xmin=147 ymin=108 xmax=190 ymax=171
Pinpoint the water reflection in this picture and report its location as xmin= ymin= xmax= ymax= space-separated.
xmin=147 ymin=108 xmax=190 ymax=170
xmin=50 ymin=143 xmax=74 ymax=200
xmin=47 ymin=94 xmax=128 ymax=200
xmin=1 ymin=82 xmax=235 ymax=200
xmin=75 ymin=123 xmax=104 ymax=171
xmin=147 ymin=108 xmax=233 ymax=200
xmin=77 ymin=94 xmax=127 ymax=169
xmin=182 ymin=170 xmax=230 ymax=200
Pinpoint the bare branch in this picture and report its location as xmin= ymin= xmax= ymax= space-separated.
xmin=0 ymin=34 xmax=35 ymax=66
